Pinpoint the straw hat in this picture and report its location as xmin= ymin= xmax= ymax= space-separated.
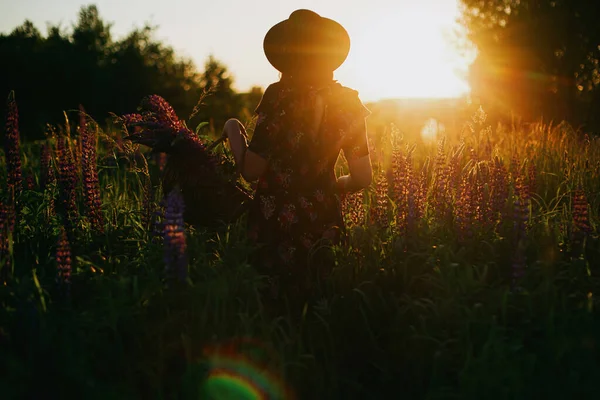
xmin=263 ymin=9 xmax=351 ymax=74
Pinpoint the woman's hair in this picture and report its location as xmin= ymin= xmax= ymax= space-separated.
xmin=280 ymin=68 xmax=334 ymax=88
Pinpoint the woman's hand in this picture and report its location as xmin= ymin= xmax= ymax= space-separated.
xmin=222 ymin=118 xmax=249 ymax=171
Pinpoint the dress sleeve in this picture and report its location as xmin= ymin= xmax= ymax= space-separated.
xmin=340 ymin=91 xmax=371 ymax=161
xmin=248 ymin=84 xmax=278 ymax=159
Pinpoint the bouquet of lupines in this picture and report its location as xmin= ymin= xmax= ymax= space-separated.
xmin=119 ymin=95 xmax=252 ymax=227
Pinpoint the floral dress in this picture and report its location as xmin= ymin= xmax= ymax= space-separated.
xmin=246 ymin=80 xmax=371 ymax=296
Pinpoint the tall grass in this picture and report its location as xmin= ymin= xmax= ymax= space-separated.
xmin=0 ymin=95 xmax=599 ymax=399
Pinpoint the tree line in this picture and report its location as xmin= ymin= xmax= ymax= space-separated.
xmin=2 ymin=2 xmax=599 ymax=140
xmin=461 ymin=0 xmax=600 ymax=132
xmin=0 ymin=5 xmax=263 ymax=141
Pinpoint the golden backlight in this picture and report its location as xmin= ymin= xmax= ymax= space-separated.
xmin=335 ymin=4 xmax=474 ymax=101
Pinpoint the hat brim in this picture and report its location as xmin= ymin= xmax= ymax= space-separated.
xmin=263 ymin=13 xmax=350 ymax=74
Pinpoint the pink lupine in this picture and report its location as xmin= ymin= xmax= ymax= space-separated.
xmin=4 ymin=91 xmax=23 ymax=197
xmin=0 ymin=201 xmax=11 ymax=282
xmin=342 ymin=191 xmax=365 ymax=227
xmin=489 ymin=156 xmax=509 ymax=227
xmin=79 ymin=107 xmax=104 ymax=233
xmin=56 ymin=227 xmax=72 ymax=296
xmin=56 ymin=137 xmax=79 ymax=232
xmin=432 ymin=138 xmax=452 ymax=222
xmin=40 ymin=144 xmax=56 ymax=190
xmin=513 ymin=175 xmax=530 ymax=235
xmin=370 ymin=172 xmax=389 ymax=228
xmin=454 ymin=175 xmax=476 ymax=243
xmin=510 ymin=173 xmax=530 ymax=288
xmin=572 ymin=188 xmax=592 ymax=237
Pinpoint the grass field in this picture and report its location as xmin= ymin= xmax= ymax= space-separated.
xmin=1 ymin=94 xmax=599 ymax=399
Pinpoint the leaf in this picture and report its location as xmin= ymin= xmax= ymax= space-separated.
xmin=195 ymin=122 xmax=209 ymax=135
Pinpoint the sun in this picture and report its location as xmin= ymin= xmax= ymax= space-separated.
xmin=336 ymin=4 xmax=474 ymax=102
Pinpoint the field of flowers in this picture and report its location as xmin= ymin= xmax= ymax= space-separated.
xmin=1 ymin=91 xmax=599 ymax=399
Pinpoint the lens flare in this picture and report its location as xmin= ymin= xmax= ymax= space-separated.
xmin=199 ymin=337 xmax=294 ymax=400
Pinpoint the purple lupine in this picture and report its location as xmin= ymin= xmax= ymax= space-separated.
xmin=140 ymin=95 xmax=184 ymax=131
xmin=572 ymin=188 xmax=592 ymax=239
xmin=511 ymin=174 xmax=530 ymax=288
xmin=342 ymin=191 xmax=365 ymax=227
xmin=56 ymin=137 xmax=79 ymax=232
xmin=56 ymin=227 xmax=72 ymax=296
xmin=404 ymin=147 xmax=420 ymax=233
xmin=4 ymin=91 xmax=23 ymax=197
xmin=454 ymin=174 xmax=475 ymax=243
xmin=391 ymin=144 xmax=420 ymax=235
xmin=490 ymin=156 xmax=509 ymax=228
xmin=0 ymin=201 xmax=11 ymax=283
xmin=432 ymin=138 xmax=452 ymax=222
xmin=370 ymin=172 xmax=389 ymax=228
xmin=513 ymin=175 xmax=530 ymax=235
xmin=40 ymin=144 xmax=56 ymax=218
xmin=79 ymin=107 xmax=104 ymax=233
xmin=390 ymin=144 xmax=407 ymax=232
xmin=163 ymin=187 xmax=187 ymax=283
xmin=25 ymin=175 xmax=34 ymax=191
xmin=40 ymin=144 xmax=56 ymax=190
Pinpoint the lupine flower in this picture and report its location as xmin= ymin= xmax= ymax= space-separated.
xmin=163 ymin=187 xmax=187 ymax=283
xmin=390 ymin=144 xmax=407 ymax=230
xmin=155 ymin=152 xmax=167 ymax=172
xmin=391 ymin=144 xmax=420 ymax=235
xmin=73 ymin=138 xmax=83 ymax=177
xmin=511 ymin=173 xmax=530 ymax=289
xmin=0 ymin=201 xmax=11 ymax=283
xmin=119 ymin=95 xmax=251 ymax=228
xmin=527 ymin=161 xmax=537 ymax=196
xmin=56 ymin=227 xmax=72 ymax=296
xmin=432 ymin=138 xmax=452 ymax=222
xmin=513 ymin=175 xmax=530 ymax=234
xmin=79 ymin=107 xmax=104 ymax=233
xmin=573 ymin=188 xmax=592 ymax=237
xmin=4 ymin=91 xmax=23 ymax=198
xmin=25 ymin=175 xmax=35 ymax=191
xmin=447 ymin=145 xmax=463 ymax=198
xmin=342 ymin=191 xmax=365 ymax=227
xmin=490 ymin=156 xmax=509 ymax=227
xmin=454 ymin=174 xmax=476 ymax=243
xmin=40 ymin=144 xmax=56 ymax=190
xmin=370 ymin=172 xmax=389 ymax=227
xmin=56 ymin=137 xmax=79 ymax=233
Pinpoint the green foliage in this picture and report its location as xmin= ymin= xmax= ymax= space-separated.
xmin=1 ymin=103 xmax=600 ymax=399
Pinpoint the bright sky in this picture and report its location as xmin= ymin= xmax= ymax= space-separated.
xmin=0 ymin=0 xmax=474 ymax=102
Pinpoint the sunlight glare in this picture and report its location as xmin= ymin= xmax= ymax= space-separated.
xmin=336 ymin=1 xmax=474 ymax=101
xmin=421 ymin=118 xmax=445 ymax=141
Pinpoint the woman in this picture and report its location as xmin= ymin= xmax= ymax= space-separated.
xmin=223 ymin=9 xmax=373 ymax=301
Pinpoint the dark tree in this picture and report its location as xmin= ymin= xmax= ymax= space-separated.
xmin=460 ymin=0 xmax=600 ymax=129
xmin=0 ymin=5 xmax=262 ymax=140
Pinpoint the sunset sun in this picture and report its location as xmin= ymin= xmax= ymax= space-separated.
xmin=336 ymin=4 xmax=474 ymax=101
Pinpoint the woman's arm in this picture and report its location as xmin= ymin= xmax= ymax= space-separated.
xmin=222 ymin=118 xmax=267 ymax=182
xmin=336 ymin=154 xmax=373 ymax=193
xmin=337 ymin=118 xmax=373 ymax=194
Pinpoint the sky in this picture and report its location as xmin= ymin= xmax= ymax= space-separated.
xmin=0 ymin=0 xmax=476 ymax=102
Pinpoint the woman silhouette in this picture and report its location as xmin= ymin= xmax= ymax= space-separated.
xmin=223 ymin=9 xmax=373 ymax=302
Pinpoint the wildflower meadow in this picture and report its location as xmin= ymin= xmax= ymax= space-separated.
xmin=1 ymin=91 xmax=599 ymax=399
